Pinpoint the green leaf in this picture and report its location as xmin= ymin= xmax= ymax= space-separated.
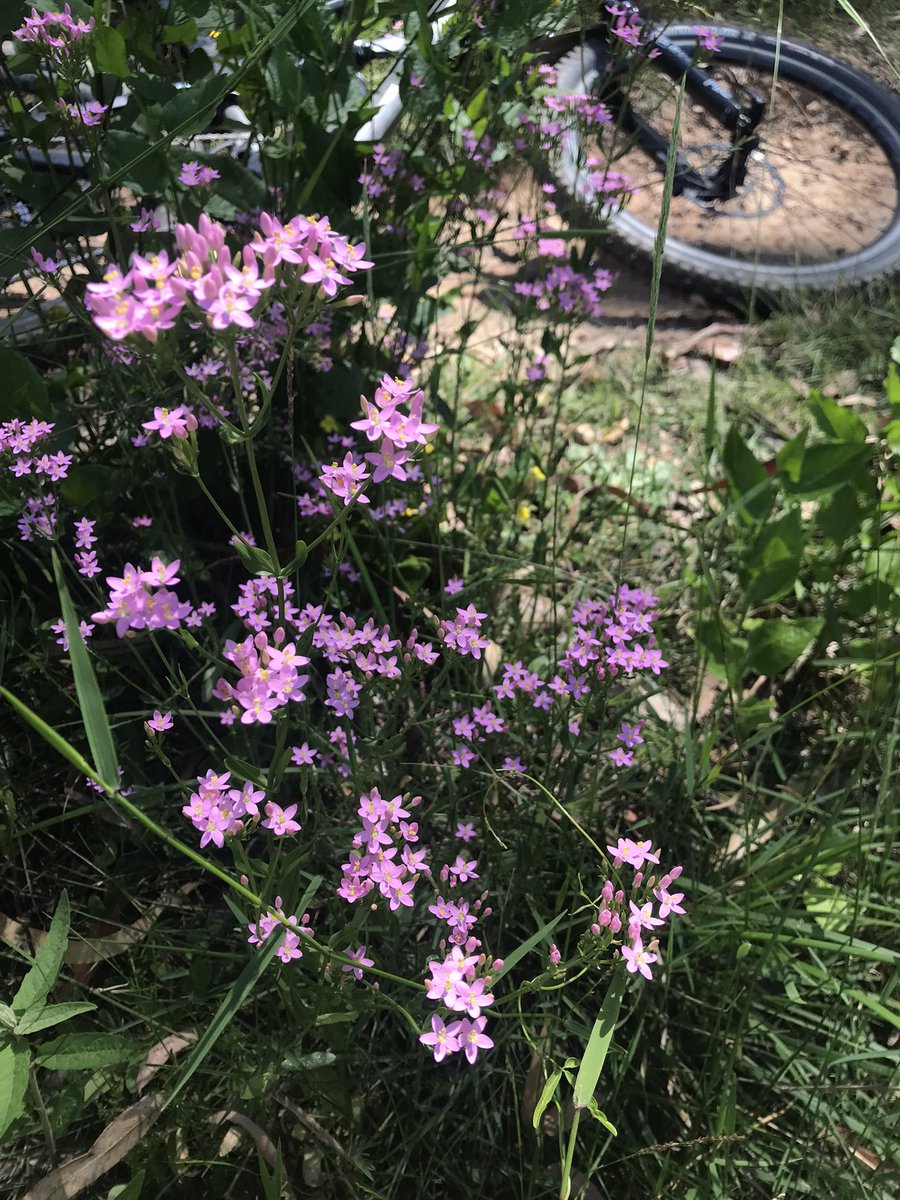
xmin=775 ymin=428 xmax=807 ymax=484
xmin=744 ymin=617 xmax=824 ymax=678
xmin=0 ymin=1039 xmax=30 ymax=1140
xmin=0 ymin=346 xmax=51 ymax=421
xmin=585 ymin=1094 xmax=617 ymax=1136
xmin=60 ymin=464 xmax=121 ymax=513
xmin=721 ymin=427 xmax=773 ymax=522
xmin=816 ymin=486 xmax=865 ymax=546
xmin=162 ymin=19 xmax=198 ymax=44
xmin=785 ymin=442 xmax=872 ymax=496
xmin=163 ymin=925 xmax=287 ymax=1112
xmin=572 ymin=965 xmax=626 ymax=1111
xmin=491 ymin=913 xmax=564 ymax=985
xmin=808 ymin=391 xmax=867 ymax=443
xmin=12 ymin=891 xmax=70 ymax=1015
xmin=531 ymin=1065 xmax=562 ymax=1130
xmin=265 ymin=45 xmax=303 ymax=111
xmin=162 ymin=74 xmax=224 ymax=138
xmin=93 ymin=25 xmax=131 ymax=78
xmin=99 ymin=130 xmax=166 ymax=194
xmin=16 ymin=1001 xmax=97 ymax=1036
xmin=286 ymin=539 xmax=308 ymax=573
xmin=52 ymin=549 xmax=120 ymax=787
xmin=37 ymin=1032 xmax=131 ymax=1071
xmin=232 ymin=538 xmax=275 ymax=577
xmin=743 ymin=508 xmax=803 ymax=603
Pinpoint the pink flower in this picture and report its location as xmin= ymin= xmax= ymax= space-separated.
xmin=419 ymin=1014 xmax=460 ymax=1063
xmin=341 ymin=945 xmax=374 ymax=981
xmin=622 ymin=936 xmax=658 ymax=981
xmin=447 ymin=1015 xmax=494 ymax=1064
xmin=444 ymin=575 xmax=464 ymax=595
xmin=261 ymin=802 xmax=301 ymax=836
xmin=291 ymin=742 xmax=318 ymax=765
xmin=145 ymin=709 xmax=174 ymax=733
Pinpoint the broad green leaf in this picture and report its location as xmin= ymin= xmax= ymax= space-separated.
xmin=722 ymin=427 xmax=773 ymax=522
xmin=52 ymin=550 xmax=120 ymax=787
xmin=93 ymin=25 xmax=130 ymax=78
xmin=0 ymin=347 xmax=51 ymax=421
xmin=744 ymin=617 xmax=823 ymax=678
xmin=572 ymin=966 xmax=625 ymax=1110
xmin=532 ymin=1065 xmax=562 ymax=1130
xmin=808 ymin=391 xmax=867 ymax=443
xmin=785 ymin=442 xmax=872 ymax=496
xmin=98 ymin=130 xmax=166 ymax=194
xmin=743 ymin=509 xmax=803 ymax=603
xmin=37 ymin=1032 xmax=131 ymax=1071
xmin=16 ymin=1001 xmax=97 ymax=1036
xmin=12 ymin=891 xmax=70 ymax=1015
xmin=162 ymin=75 xmax=224 ymax=138
xmin=816 ymin=486 xmax=865 ymax=546
xmin=162 ymin=19 xmax=198 ymax=44
xmin=0 ymin=1039 xmax=30 ymax=1140
xmin=491 ymin=913 xmax=564 ymax=985
xmin=775 ymin=428 xmax=807 ymax=484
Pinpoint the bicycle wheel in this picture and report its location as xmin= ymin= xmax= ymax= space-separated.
xmin=549 ymin=27 xmax=900 ymax=293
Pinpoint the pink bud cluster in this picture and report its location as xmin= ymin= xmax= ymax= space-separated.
xmin=336 ymin=788 xmax=428 ymax=909
xmin=419 ymin=947 xmax=499 ymax=1065
xmin=85 ymin=211 xmax=372 ymax=343
xmin=212 ymin=628 xmax=310 ymax=727
xmin=91 ymin=558 xmax=192 ymax=636
xmin=592 ymin=837 xmax=686 ymax=981
xmin=248 ymin=897 xmax=314 ymax=965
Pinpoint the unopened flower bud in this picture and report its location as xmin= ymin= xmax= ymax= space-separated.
xmin=633 ymin=871 xmax=643 ymax=888
xmin=609 ymin=913 xmax=622 ymax=933
xmin=590 ymin=922 xmax=601 ymax=936
xmin=614 ymin=889 xmax=624 ymax=903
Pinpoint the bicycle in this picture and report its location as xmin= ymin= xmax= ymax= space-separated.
xmin=2 ymin=0 xmax=900 ymax=305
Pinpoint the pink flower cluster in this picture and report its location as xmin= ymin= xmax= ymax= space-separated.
xmin=91 ymin=558 xmax=192 ymax=636
xmin=13 ymin=5 xmax=94 ymax=58
xmin=605 ymin=4 xmax=660 ymax=56
xmin=514 ymin=264 xmax=615 ymax=318
xmin=439 ymin=604 xmax=490 ymax=660
xmin=182 ymin=767 xmax=304 ymax=850
xmin=1 ymin=419 xmax=70 ymax=481
xmin=337 ymin=788 xmax=428 ymax=909
xmin=543 ymin=91 xmax=612 ymax=128
xmin=85 ymin=212 xmax=371 ymax=342
xmin=178 ymin=161 xmax=220 ymax=187
xmin=248 ymin=897 xmax=314 ymax=965
xmin=359 ymin=143 xmax=425 ymax=199
xmin=18 ymin=494 xmax=58 ymax=542
xmin=419 ymin=946 xmax=499 ymax=1065
xmin=212 ymin=628 xmax=310 ymax=727
xmin=57 ymin=99 xmax=107 ymax=126
xmin=694 ymin=26 xmax=724 ymax=53
xmin=318 ymin=373 xmax=438 ymax=507
xmin=596 ymin=837 xmax=686 ymax=981
xmin=560 ymin=587 xmax=669 ymax=680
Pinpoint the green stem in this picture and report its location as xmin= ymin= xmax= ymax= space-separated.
xmin=29 ymin=1068 xmax=57 ymax=1165
xmin=559 ymin=1108 xmax=581 ymax=1200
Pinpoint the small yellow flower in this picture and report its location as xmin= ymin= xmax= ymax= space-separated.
xmin=320 ymin=414 xmax=340 ymax=433
xmin=517 ymin=503 xmax=532 ymax=524
xmin=423 ymin=441 xmax=435 ymax=455
xmin=530 ymin=465 xmax=546 ymax=481
xmin=404 ymin=506 xmax=419 ymax=518
xmin=210 ymin=29 xmax=220 ymax=39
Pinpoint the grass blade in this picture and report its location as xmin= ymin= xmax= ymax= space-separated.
xmin=572 ymin=965 xmax=626 ymax=1111
xmin=51 ymin=549 xmax=119 ymax=787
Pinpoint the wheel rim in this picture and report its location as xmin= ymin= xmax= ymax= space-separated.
xmin=560 ymin=39 xmax=900 ymax=283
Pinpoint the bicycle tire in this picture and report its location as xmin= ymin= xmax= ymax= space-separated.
xmin=549 ymin=27 xmax=900 ymax=294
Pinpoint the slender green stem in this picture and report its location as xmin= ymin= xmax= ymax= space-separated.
xmin=29 ymin=1068 xmax=57 ymax=1165
xmin=559 ymin=1108 xmax=581 ymax=1200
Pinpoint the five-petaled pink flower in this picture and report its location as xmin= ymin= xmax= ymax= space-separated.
xmin=145 ymin=710 xmax=174 ymax=733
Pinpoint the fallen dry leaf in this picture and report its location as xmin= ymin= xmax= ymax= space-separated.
xmin=135 ymin=1031 xmax=198 ymax=1094
xmin=23 ymin=1094 xmax=163 ymax=1200
xmin=209 ymin=1110 xmax=278 ymax=1168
